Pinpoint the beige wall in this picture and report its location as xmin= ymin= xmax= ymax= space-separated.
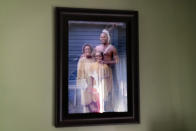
xmin=0 ymin=0 xmax=196 ymax=131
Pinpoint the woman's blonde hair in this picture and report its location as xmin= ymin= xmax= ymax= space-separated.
xmin=102 ymin=29 xmax=110 ymax=43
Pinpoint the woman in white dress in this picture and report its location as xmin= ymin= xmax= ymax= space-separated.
xmin=89 ymin=51 xmax=113 ymax=113
xmin=76 ymin=44 xmax=95 ymax=113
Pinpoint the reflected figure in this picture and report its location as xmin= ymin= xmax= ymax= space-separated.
xmin=84 ymin=76 xmax=100 ymax=113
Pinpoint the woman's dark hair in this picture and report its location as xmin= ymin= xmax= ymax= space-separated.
xmin=82 ymin=44 xmax=93 ymax=53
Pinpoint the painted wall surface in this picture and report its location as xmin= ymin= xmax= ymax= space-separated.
xmin=0 ymin=0 xmax=195 ymax=131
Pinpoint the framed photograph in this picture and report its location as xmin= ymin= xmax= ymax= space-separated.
xmin=55 ymin=7 xmax=139 ymax=127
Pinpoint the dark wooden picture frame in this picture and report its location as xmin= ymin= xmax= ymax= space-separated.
xmin=55 ymin=7 xmax=139 ymax=127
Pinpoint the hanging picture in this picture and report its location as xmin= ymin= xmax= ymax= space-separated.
xmin=55 ymin=7 xmax=139 ymax=127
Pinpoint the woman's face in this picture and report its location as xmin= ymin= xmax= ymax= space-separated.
xmin=95 ymin=52 xmax=102 ymax=62
xmin=100 ymin=33 xmax=108 ymax=45
xmin=84 ymin=46 xmax=91 ymax=56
